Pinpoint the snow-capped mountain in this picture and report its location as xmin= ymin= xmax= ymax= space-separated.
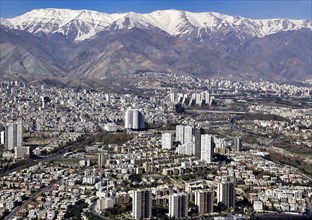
xmin=1 ymin=8 xmax=311 ymax=84
xmin=6 ymin=8 xmax=312 ymax=42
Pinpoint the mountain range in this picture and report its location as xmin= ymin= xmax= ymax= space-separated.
xmin=0 ymin=8 xmax=311 ymax=85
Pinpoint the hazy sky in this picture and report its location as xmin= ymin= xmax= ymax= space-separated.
xmin=1 ymin=0 xmax=311 ymax=20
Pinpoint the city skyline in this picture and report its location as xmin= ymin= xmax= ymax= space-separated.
xmin=0 ymin=0 xmax=311 ymax=219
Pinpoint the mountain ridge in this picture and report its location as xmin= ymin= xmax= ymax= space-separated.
xmin=4 ymin=8 xmax=312 ymax=42
xmin=0 ymin=8 xmax=311 ymax=84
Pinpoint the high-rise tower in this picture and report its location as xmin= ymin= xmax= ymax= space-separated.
xmin=217 ymin=181 xmax=236 ymax=209
xmin=200 ymin=134 xmax=214 ymax=163
xmin=132 ymin=189 xmax=152 ymax=220
xmin=169 ymin=193 xmax=188 ymax=218
xmin=195 ymin=190 xmax=214 ymax=214
xmin=125 ymin=108 xmax=145 ymax=131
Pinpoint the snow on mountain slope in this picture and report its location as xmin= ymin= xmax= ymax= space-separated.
xmin=8 ymin=8 xmax=126 ymax=41
xmin=7 ymin=8 xmax=312 ymax=42
xmin=0 ymin=18 xmax=13 ymax=28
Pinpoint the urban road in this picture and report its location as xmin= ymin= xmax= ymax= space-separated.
xmin=4 ymin=179 xmax=62 ymax=220
xmin=1 ymin=131 xmax=101 ymax=219
xmin=0 ymin=132 xmax=99 ymax=177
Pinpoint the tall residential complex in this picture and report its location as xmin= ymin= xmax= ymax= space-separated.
xmin=233 ymin=137 xmax=242 ymax=152
xmin=132 ymin=189 xmax=152 ymax=220
xmin=125 ymin=108 xmax=145 ymax=131
xmin=175 ymin=125 xmax=200 ymax=156
xmin=200 ymin=134 xmax=214 ymax=163
xmin=195 ymin=190 xmax=214 ymax=215
xmin=194 ymin=128 xmax=202 ymax=158
xmin=98 ymin=152 xmax=108 ymax=167
xmin=169 ymin=193 xmax=188 ymax=218
xmin=4 ymin=122 xmax=23 ymax=150
xmin=217 ymin=181 xmax=236 ymax=209
xmin=161 ymin=133 xmax=173 ymax=150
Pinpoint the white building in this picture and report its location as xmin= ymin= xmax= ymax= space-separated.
xmin=104 ymin=123 xmax=117 ymax=132
xmin=4 ymin=122 xmax=23 ymax=150
xmin=161 ymin=133 xmax=173 ymax=149
xmin=204 ymin=91 xmax=210 ymax=105
xmin=0 ymin=131 xmax=4 ymax=145
xmin=175 ymin=125 xmax=195 ymax=155
xmin=201 ymin=134 xmax=214 ymax=163
xmin=125 ymin=108 xmax=145 ymax=131
xmin=169 ymin=89 xmax=177 ymax=103
xmin=175 ymin=125 xmax=185 ymax=144
xmin=253 ymin=201 xmax=264 ymax=212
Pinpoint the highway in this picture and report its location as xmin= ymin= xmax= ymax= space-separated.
xmin=0 ymin=133 xmax=98 ymax=177
xmin=186 ymin=109 xmax=247 ymax=115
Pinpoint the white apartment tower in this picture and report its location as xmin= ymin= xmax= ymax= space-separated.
xmin=0 ymin=131 xmax=4 ymax=145
xmin=200 ymin=134 xmax=214 ymax=163
xmin=169 ymin=193 xmax=188 ymax=218
xmin=175 ymin=125 xmax=185 ymax=144
xmin=184 ymin=125 xmax=194 ymax=144
xmin=175 ymin=125 xmax=196 ymax=156
xmin=161 ymin=133 xmax=173 ymax=149
xmin=125 ymin=108 xmax=145 ymax=131
xmin=132 ymin=189 xmax=152 ymax=220
xmin=169 ymin=89 xmax=177 ymax=103
xmin=16 ymin=122 xmax=23 ymax=147
xmin=204 ymin=91 xmax=210 ymax=105
xmin=4 ymin=122 xmax=23 ymax=150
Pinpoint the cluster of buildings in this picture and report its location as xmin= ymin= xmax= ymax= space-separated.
xmin=0 ymin=76 xmax=311 ymax=220
xmin=96 ymin=179 xmax=235 ymax=219
xmin=131 ymin=72 xmax=311 ymax=99
xmin=0 ymin=122 xmax=30 ymax=159
xmin=161 ymin=125 xmax=241 ymax=163
xmin=247 ymin=104 xmax=312 ymax=147
xmin=169 ymin=89 xmax=214 ymax=106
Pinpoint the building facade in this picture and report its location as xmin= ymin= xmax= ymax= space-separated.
xmin=169 ymin=193 xmax=188 ymax=218
xmin=195 ymin=190 xmax=214 ymax=215
xmin=4 ymin=122 xmax=23 ymax=150
xmin=200 ymin=134 xmax=214 ymax=163
xmin=217 ymin=181 xmax=236 ymax=209
xmin=132 ymin=189 xmax=152 ymax=220
xmin=125 ymin=108 xmax=145 ymax=131
xmin=161 ymin=133 xmax=173 ymax=150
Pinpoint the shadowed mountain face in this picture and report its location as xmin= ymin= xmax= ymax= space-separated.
xmin=1 ymin=9 xmax=311 ymax=83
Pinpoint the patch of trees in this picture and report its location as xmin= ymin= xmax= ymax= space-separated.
xmin=95 ymin=132 xmax=135 ymax=146
xmin=64 ymin=200 xmax=88 ymax=220
xmin=237 ymin=113 xmax=287 ymax=121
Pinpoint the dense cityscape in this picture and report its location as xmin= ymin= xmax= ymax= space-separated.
xmin=0 ymin=74 xmax=311 ymax=220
